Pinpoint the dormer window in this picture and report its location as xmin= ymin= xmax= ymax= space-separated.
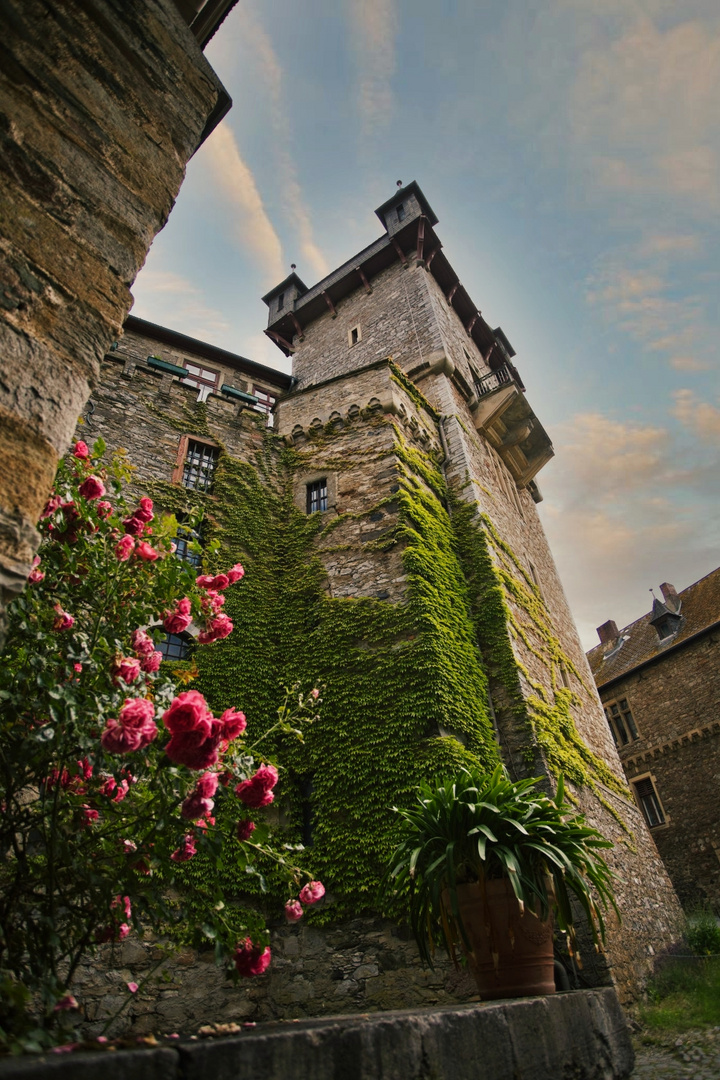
xmin=277 ymin=292 xmax=285 ymax=312
xmin=397 ymin=203 xmax=406 ymax=222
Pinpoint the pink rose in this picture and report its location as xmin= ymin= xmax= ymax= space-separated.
xmin=234 ymin=938 xmax=271 ymax=978
xmin=118 ymin=924 xmax=130 ymax=940
xmin=196 ymin=573 xmax=230 ymax=591
xmin=133 ymin=498 xmax=154 ymax=524
xmin=52 ymin=604 xmax=74 ymax=631
xmin=123 ymin=515 xmax=145 ymax=536
xmin=127 ymin=982 xmax=139 ymax=994
xmin=201 ymin=590 xmax=225 ymax=615
xmin=79 ymin=475 xmax=105 ymax=500
xmin=176 ymin=597 xmax=192 ymax=616
xmin=165 ymin=727 xmax=222 ymax=771
xmin=180 ymin=791 xmax=214 ymax=820
xmin=284 ymin=900 xmax=304 ymax=923
xmin=220 ymin=708 xmax=246 ymax=741
xmin=237 ymin=819 xmax=256 ymax=842
xmin=227 ymin=563 xmax=245 ymax=584
xmin=115 ymin=535 xmax=135 ymax=561
xmin=197 ymin=614 xmax=233 ymax=644
xmin=111 ymin=894 xmax=132 ymax=919
xmin=72 ymin=441 xmax=89 ymax=460
xmin=131 ymin=629 xmax=155 ymax=656
xmin=163 ymin=691 xmax=213 ymax=736
xmin=122 ymin=839 xmax=137 ymax=854
xmin=140 ymin=651 xmax=162 ymax=674
xmin=54 ymin=994 xmax=79 ymax=1012
xmin=196 ymin=771 xmax=219 ymax=798
xmin=310 ymin=688 xmax=320 ymax=700
xmin=119 ymin=697 xmax=156 ymax=731
xmin=235 ymin=764 xmax=278 ymax=808
xmin=299 ymin=881 xmax=325 ymax=905
xmin=81 ymin=805 xmax=99 ymax=826
xmin=100 ymin=777 xmax=117 ymax=797
xmin=113 ymin=779 xmax=129 ymax=802
xmin=29 ymin=556 xmax=45 ymax=584
xmin=114 ymin=656 xmax=141 ymax=685
xmin=96 ymin=500 xmax=113 ymax=518
xmin=101 ymin=699 xmax=157 ymax=755
xmin=170 ymin=834 xmax=197 ymax=862
xmin=74 ymin=663 xmax=83 ymax=674
xmin=135 ymin=541 xmax=159 ymax=562
xmin=163 ymin=611 xmax=192 ymax=635
xmin=41 ymin=494 xmax=62 ymax=519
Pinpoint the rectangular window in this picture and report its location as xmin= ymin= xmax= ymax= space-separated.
xmin=182 ymin=440 xmax=218 ymax=492
xmin=348 ymin=325 xmax=361 ymax=347
xmin=634 ymin=777 xmax=666 ymax=828
xmin=183 ymin=362 xmax=219 ymax=403
xmin=397 ymin=203 xmax=406 ymax=222
xmin=306 ymin=479 xmax=328 ymax=514
xmin=277 ymin=291 xmax=285 ymax=311
xmin=174 ymin=528 xmax=202 ymax=568
xmin=159 ymin=633 xmax=190 ymax=661
xmin=604 ymin=699 xmax=639 ymax=745
xmin=254 ymin=385 xmax=277 ymax=428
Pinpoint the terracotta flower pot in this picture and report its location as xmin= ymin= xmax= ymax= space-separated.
xmin=446 ymin=879 xmax=555 ymax=1000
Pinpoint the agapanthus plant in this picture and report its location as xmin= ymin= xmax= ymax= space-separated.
xmin=0 ymin=440 xmax=322 ymax=1051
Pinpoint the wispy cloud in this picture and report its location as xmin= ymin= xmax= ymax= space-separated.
xmin=672 ymin=389 xmax=720 ymax=443
xmin=349 ymin=0 xmax=398 ymax=136
xmin=131 ymin=270 xmax=232 ymax=343
xmin=229 ymin=3 xmax=328 ymax=281
xmin=202 ymin=124 xmax=285 ymax=286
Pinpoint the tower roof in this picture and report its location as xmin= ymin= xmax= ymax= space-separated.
xmin=374 ymin=181 xmax=438 ymax=230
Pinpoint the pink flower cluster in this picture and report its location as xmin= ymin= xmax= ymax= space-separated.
xmin=283 ymin=881 xmax=325 ymax=924
xmin=234 ymin=937 xmax=271 ymax=978
xmin=130 ymin=628 xmax=163 ymax=674
xmin=181 ymin=771 xmax=218 ymax=820
xmin=170 ymin=833 xmax=197 ymax=862
xmin=235 ymin=764 xmax=278 ymax=808
xmin=162 ymin=691 xmax=246 ymax=772
xmin=28 ymin=555 xmax=44 ymax=585
xmin=115 ymin=499 xmax=159 ymax=561
xmin=101 ymin=698 xmax=157 ymax=755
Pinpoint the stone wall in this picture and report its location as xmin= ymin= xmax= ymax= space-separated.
xmin=0 ymin=0 xmax=227 ymax=638
xmin=602 ymin=630 xmax=720 ymax=909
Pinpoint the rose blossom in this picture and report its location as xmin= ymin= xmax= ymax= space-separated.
xmin=54 ymin=994 xmax=79 ymax=1012
xmin=122 ymin=839 xmax=137 ymax=854
xmin=127 ymin=982 xmax=139 ymax=994
xmin=41 ymin=494 xmax=62 ymax=519
xmin=310 ymin=688 xmax=320 ymax=700
xmin=201 ymin=590 xmax=225 ymax=615
xmin=237 ymin=819 xmax=256 ymax=842
xmin=113 ymin=656 xmax=141 ymax=685
xmin=111 ymin=894 xmax=132 ymax=919
xmin=140 ymin=650 xmax=162 ymax=674
xmin=122 ymin=515 xmax=145 ymax=536
xmin=163 ymin=600 xmax=192 ymax=634
xmin=81 ymin=805 xmax=99 ymax=826
xmin=79 ymin=475 xmax=105 ymax=500
xmin=135 ymin=541 xmax=159 ymax=561
xmin=284 ymin=900 xmax=304 ymax=923
xmin=227 ymin=563 xmax=245 ymax=584
xmin=115 ymin=534 xmax=135 ymax=561
xmin=299 ymin=881 xmax=325 ymax=905
xmin=28 ymin=556 xmax=44 ymax=584
xmin=234 ymin=938 xmax=271 ymax=978
xmin=181 ymin=791 xmax=214 ymax=820
xmin=235 ymin=764 xmax=278 ymax=809
xmin=96 ymin=500 xmax=113 ymax=518
xmin=101 ymin=698 xmax=157 ymax=754
xmin=134 ymin=497 xmax=154 ymax=523
xmin=73 ymin=440 xmax=90 ymax=459
xmin=196 ymin=573 xmax=230 ymax=591
xmin=131 ymin=628 xmax=155 ymax=656
xmin=52 ymin=604 xmax=74 ymax=631
xmin=220 ymin=708 xmax=246 ymax=741
xmin=170 ymin=834 xmax=197 ymax=862
xmin=163 ymin=691 xmax=213 ymax=736
xmin=165 ymin=727 xmax=223 ymax=771
xmin=197 ymin=613 xmax=233 ymax=644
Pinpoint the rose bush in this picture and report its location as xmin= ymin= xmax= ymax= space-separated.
xmin=0 ymin=441 xmax=322 ymax=1051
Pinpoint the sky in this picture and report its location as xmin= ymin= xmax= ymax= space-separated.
xmin=132 ymin=0 xmax=720 ymax=649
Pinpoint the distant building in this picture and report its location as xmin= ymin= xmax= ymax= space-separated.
xmin=587 ymin=572 xmax=720 ymax=909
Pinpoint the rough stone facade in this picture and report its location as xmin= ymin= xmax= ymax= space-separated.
xmin=0 ymin=0 xmax=231 ymax=639
xmin=587 ymin=572 xmax=720 ymax=909
xmin=72 ymin=183 xmax=683 ymax=1032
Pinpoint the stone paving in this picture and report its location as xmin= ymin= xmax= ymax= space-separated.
xmin=632 ymin=1028 xmax=720 ymax=1079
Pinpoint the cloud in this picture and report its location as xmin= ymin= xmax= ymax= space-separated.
xmin=131 ymin=270 xmax=231 ymax=342
xmin=672 ymin=389 xmax=720 ymax=442
xmin=228 ymin=3 xmax=328 ymax=282
xmin=202 ymin=124 xmax=285 ymax=286
xmin=348 ymin=0 xmax=398 ymax=135
xmin=670 ymin=356 xmax=710 ymax=372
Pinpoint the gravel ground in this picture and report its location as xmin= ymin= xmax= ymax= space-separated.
xmin=632 ymin=1027 xmax=720 ymax=1079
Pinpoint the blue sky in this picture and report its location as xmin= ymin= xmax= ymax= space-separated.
xmin=132 ymin=0 xmax=720 ymax=648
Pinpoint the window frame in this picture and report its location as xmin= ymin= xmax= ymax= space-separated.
xmin=306 ymin=477 xmax=328 ymax=514
xmin=348 ymin=325 xmax=362 ymax=348
xmin=158 ymin=631 xmax=192 ymax=662
xmin=172 ymin=435 xmax=220 ymax=493
xmin=253 ymin=385 xmax=277 ymax=428
xmin=631 ymin=773 xmax=668 ymax=829
xmin=182 ymin=360 xmax=220 ymax=403
xmin=604 ymin=697 xmax=639 ymax=746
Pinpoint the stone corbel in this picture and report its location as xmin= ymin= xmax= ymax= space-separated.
xmin=426 ymin=351 xmax=455 ymax=379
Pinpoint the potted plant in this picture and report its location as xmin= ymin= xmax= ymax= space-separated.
xmin=386 ymin=765 xmax=618 ymax=1000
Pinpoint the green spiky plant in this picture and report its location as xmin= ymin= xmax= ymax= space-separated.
xmin=386 ymin=764 xmax=619 ymax=967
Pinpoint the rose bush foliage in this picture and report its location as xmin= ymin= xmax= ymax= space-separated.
xmin=0 ymin=441 xmax=321 ymax=1049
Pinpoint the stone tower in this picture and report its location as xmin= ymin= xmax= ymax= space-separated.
xmin=260 ymin=181 xmax=682 ymax=1001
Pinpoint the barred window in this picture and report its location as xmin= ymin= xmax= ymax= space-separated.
xmin=604 ymin=698 xmax=639 ymax=746
xmin=634 ymin=777 xmax=665 ymax=828
xmin=182 ymin=440 xmax=218 ymax=492
xmin=174 ymin=529 xmax=202 ymax=568
xmin=306 ymin=479 xmax=328 ymax=514
xmin=158 ymin=633 xmax=190 ymax=661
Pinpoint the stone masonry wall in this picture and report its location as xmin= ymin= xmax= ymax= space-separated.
xmin=0 ymin=0 xmax=225 ymax=637
xmin=602 ymin=631 xmax=720 ymax=909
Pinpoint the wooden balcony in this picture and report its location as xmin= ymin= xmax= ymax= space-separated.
xmin=470 ymin=365 xmax=554 ymax=486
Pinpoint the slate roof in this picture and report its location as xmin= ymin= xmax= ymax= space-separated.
xmin=587 ymin=567 xmax=720 ymax=689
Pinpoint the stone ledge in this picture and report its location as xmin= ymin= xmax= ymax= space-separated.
xmin=0 ymin=989 xmax=634 ymax=1080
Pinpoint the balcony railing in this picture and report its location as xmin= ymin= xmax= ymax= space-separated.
xmin=473 ymin=363 xmax=514 ymax=399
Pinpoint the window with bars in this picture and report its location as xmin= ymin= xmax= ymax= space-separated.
xmin=633 ymin=776 xmax=666 ymax=828
xmin=183 ymin=361 xmax=219 ymax=403
xmin=253 ymin=386 xmax=276 ymax=428
xmin=174 ymin=527 xmax=202 ymax=567
xmin=158 ymin=633 xmax=190 ymax=661
xmin=306 ymin=478 xmax=328 ymax=514
xmin=604 ymin=698 xmax=639 ymax=746
xmin=182 ymin=440 xmax=218 ymax=492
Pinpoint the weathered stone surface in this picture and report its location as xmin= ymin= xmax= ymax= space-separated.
xmin=0 ymin=0 xmax=226 ymax=636
xmin=0 ymin=990 xmax=634 ymax=1080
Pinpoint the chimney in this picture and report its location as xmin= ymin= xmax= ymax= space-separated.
xmin=660 ymin=582 xmax=680 ymax=613
xmin=597 ymin=620 xmax=619 ymax=645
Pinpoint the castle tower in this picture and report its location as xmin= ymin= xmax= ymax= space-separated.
xmin=264 ymin=182 xmax=682 ymax=1001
